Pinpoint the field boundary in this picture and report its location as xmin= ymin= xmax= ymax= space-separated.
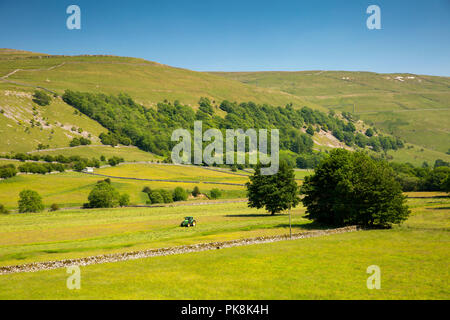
xmin=0 ymin=226 xmax=360 ymax=275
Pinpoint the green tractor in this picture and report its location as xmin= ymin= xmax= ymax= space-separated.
xmin=180 ymin=216 xmax=196 ymax=227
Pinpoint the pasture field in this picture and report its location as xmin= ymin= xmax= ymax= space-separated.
xmin=0 ymin=164 xmax=247 ymax=209
xmin=0 ymin=195 xmax=448 ymax=299
xmin=0 ymin=202 xmax=306 ymax=267
xmin=96 ymin=163 xmax=250 ymax=184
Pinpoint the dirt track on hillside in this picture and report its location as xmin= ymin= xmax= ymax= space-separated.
xmin=0 ymin=226 xmax=360 ymax=275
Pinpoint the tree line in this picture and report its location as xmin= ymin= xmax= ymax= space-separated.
xmin=62 ymin=91 xmax=404 ymax=168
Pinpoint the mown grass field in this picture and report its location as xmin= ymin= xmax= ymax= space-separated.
xmin=96 ymin=163 xmax=250 ymax=183
xmin=0 ymin=195 xmax=448 ymax=299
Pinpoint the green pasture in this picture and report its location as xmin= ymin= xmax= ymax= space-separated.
xmin=0 ymin=195 xmax=448 ymax=299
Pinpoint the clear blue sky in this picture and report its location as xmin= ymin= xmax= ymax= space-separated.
xmin=1 ymin=0 xmax=449 ymax=76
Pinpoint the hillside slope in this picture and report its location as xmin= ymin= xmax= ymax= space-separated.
xmin=0 ymin=49 xmax=316 ymax=109
xmin=211 ymin=71 xmax=450 ymax=155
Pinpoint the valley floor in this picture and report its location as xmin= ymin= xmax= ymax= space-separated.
xmin=0 ymin=195 xmax=448 ymax=299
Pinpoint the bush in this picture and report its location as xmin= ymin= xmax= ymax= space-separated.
xmin=301 ymin=149 xmax=410 ymax=228
xmin=306 ymin=125 xmax=315 ymax=135
xmin=119 ymin=194 xmax=130 ymax=207
xmin=50 ymin=203 xmax=60 ymax=211
xmin=0 ymin=164 xmax=17 ymax=179
xmin=192 ymin=186 xmax=201 ymax=197
xmin=148 ymin=190 xmax=164 ymax=204
xmin=209 ymin=188 xmax=222 ymax=199
xmin=0 ymin=204 xmax=9 ymax=214
xmin=173 ymin=187 xmax=188 ymax=202
xmin=18 ymin=190 xmax=44 ymax=213
xmin=32 ymin=90 xmax=51 ymax=106
xmin=159 ymin=189 xmax=173 ymax=203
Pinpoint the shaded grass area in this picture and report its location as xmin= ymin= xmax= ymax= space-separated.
xmin=0 ymin=196 xmax=448 ymax=299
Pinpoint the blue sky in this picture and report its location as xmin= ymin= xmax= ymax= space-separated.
xmin=1 ymin=0 xmax=449 ymax=75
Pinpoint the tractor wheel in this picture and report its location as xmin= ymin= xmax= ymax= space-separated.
xmin=192 ymin=221 xmax=196 ymax=226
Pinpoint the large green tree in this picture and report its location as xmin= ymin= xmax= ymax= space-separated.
xmin=85 ymin=180 xmax=129 ymax=208
xmin=18 ymin=190 xmax=44 ymax=213
xmin=246 ymin=161 xmax=300 ymax=215
xmin=301 ymin=149 xmax=410 ymax=227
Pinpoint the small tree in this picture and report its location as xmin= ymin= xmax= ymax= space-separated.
xmin=0 ymin=204 xmax=9 ymax=214
xmin=173 ymin=187 xmax=188 ymax=202
xmin=301 ymin=149 xmax=410 ymax=228
xmin=50 ymin=203 xmax=60 ymax=212
xmin=148 ymin=190 xmax=164 ymax=204
xmin=209 ymin=188 xmax=222 ymax=199
xmin=246 ymin=161 xmax=300 ymax=215
xmin=159 ymin=189 xmax=174 ymax=203
xmin=32 ymin=90 xmax=51 ymax=106
xmin=306 ymin=125 xmax=315 ymax=136
xmin=119 ymin=194 xmax=130 ymax=207
xmin=192 ymin=186 xmax=201 ymax=197
xmin=18 ymin=189 xmax=44 ymax=213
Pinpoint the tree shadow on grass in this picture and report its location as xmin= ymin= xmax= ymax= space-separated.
xmin=426 ymin=206 xmax=450 ymax=210
xmin=274 ymin=220 xmax=334 ymax=230
xmin=224 ymin=214 xmax=278 ymax=217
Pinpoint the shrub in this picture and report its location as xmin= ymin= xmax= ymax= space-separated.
xmin=119 ymin=194 xmax=130 ymax=207
xmin=0 ymin=164 xmax=17 ymax=179
xmin=301 ymin=149 xmax=410 ymax=228
xmin=50 ymin=203 xmax=60 ymax=212
xmin=173 ymin=187 xmax=188 ymax=202
xmin=148 ymin=190 xmax=164 ymax=204
xmin=0 ymin=204 xmax=9 ymax=214
xmin=306 ymin=125 xmax=315 ymax=135
xmin=209 ymin=188 xmax=222 ymax=199
xmin=192 ymin=186 xmax=201 ymax=197
xmin=32 ymin=90 xmax=51 ymax=106
xmin=159 ymin=189 xmax=173 ymax=203
xmin=18 ymin=190 xmax=44 ymax=213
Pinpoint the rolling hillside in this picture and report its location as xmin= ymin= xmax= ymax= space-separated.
xmin=0 ymin=49 xmax=315 ymax=108
xmin=1 ymin=49 xmax=448 ymax=165
xmin=211 ymin=71 xmax=450 ymax=156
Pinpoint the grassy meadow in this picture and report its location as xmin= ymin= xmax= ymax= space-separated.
xmin=0 ymin=164 xmax=248 ymax=209
xmin=0 ymin=195 xmax=448 ymax=299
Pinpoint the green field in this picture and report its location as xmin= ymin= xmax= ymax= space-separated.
xmin=0 ymin=166 xmax=247 ymax=209
xmin=0 ymin=195 xmax=448 ymax=299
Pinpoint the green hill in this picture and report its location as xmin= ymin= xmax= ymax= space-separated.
xmin=0 ymin=49 xmax=315 ymax=108
xmin=211 ymin=71 xmax=450 ymax=156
